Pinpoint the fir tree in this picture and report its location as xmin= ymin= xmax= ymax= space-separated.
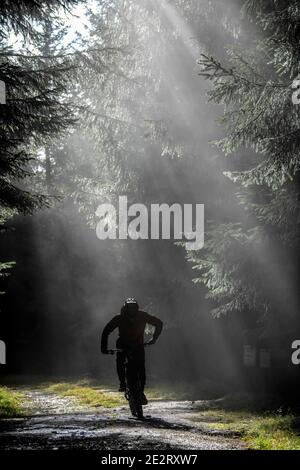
xmin=0 ymin=1 xmax=80 ymax=280
xmin=186 ymin=0 xmax=300 ymax=333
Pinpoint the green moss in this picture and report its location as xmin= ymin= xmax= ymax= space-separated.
xmin=0 ymin=386 xmax=23 ymax=418
xmin=203 ymin=410 xmax=300 ymax=450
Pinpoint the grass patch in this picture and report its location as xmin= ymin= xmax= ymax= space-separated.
xmin=146 ymin=387 xmax=180 ymax=401
xmin=0 ymin=386 xmax=23 ymax=418
xmin=201 ymin=409 xmax=300 ymax=450
xmin=45 ymin=382 xmax=125 ymax=409
xmin=146 ymin=382 xmax=219 ymax=401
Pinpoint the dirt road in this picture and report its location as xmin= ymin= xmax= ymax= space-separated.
xmin=0 ymin=389 xmax=245 ymax=450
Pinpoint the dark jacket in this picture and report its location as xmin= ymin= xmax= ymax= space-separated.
xmin=101 ymin=310 xmax=163 ymax=351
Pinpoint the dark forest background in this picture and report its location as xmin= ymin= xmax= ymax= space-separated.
xmin=0 ymin=0 xmax=299 ymax=400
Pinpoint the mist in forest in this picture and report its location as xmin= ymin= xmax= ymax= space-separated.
xmin=1 ymin=0 xmax=299 ymax=400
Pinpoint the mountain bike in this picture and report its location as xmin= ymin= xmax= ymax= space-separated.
xmin=108 ymin=343 xmax=150 ymax=420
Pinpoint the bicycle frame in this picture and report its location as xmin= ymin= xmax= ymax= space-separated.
xmin=107 ymin=343 xmax=150 ymax=419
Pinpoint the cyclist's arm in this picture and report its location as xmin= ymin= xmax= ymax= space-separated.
xmin=143 ymin=312 xmax=163 ymax=342
xmin=101 ymin=315 xmax=119 ymax=353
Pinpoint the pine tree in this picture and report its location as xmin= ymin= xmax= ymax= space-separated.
xmin=21 ymin=2 xmax=126 ymax=210
xmin=0 ymin=1 xmax=80 ymax=282
xmin=0 ymin=1 xmax=82 ymax=213
xmin=66 ymin=0 xmax=245 ymax=222
xmin=186 ymin=0 xmax=300 ymax=332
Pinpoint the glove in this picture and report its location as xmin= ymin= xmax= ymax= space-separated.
xmin=147 ymin=338 xmax=156 ymax=346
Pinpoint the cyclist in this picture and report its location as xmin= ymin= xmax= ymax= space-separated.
xmin=101 ymin=298 xmax=163 ymax=404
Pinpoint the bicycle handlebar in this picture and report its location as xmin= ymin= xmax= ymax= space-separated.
xmin=106 ymin=348 xmax=122 ymax=355
xmin=106 ymin=342 xmax=152 ymax=355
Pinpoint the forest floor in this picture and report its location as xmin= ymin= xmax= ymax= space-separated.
xmin=1 ymin=382 xmax=300 ymax=450
xmin=0 ymin=383 xmax=245 ymax=450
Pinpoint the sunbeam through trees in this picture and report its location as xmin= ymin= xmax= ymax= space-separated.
xmin=1 ymin=0 xmax=300 ymax=456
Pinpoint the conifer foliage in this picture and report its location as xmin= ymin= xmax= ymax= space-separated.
xmin=0 ymin=1 xmax=80 ymax=279
xmin=0 ymin=1 xmax=81 ymax=214
xmin=187 ymin=0 xmax=300 ymax=321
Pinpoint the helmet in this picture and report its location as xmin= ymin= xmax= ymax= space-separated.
xmin=124 ymin=298 xmax=139 ymax=309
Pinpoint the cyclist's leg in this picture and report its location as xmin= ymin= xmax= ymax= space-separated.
xmin=137 ymin=347 xmax=146 ymax=392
